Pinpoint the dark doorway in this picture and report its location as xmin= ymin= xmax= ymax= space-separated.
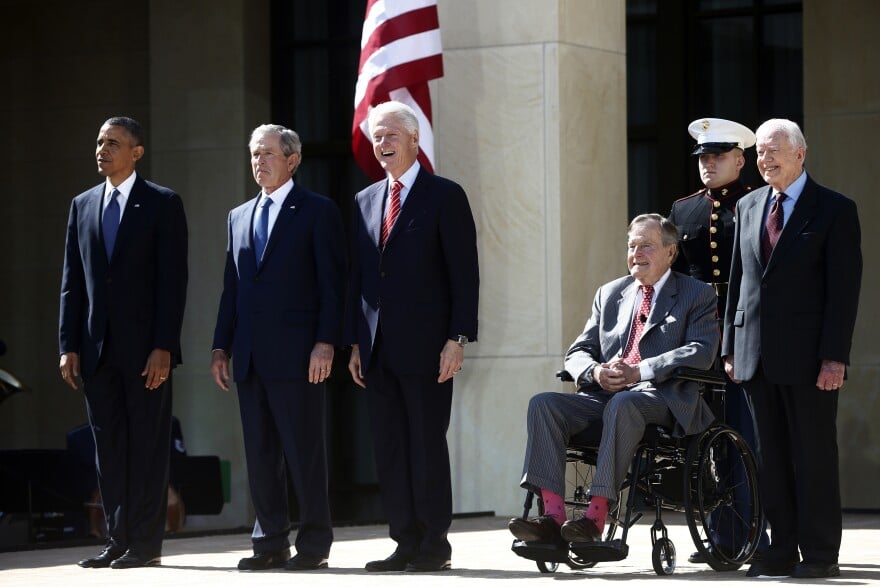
xmin=626 ymin=0 xmax=803 ymax=216
xmin=270 ymin=0 xmax=384 ymax=524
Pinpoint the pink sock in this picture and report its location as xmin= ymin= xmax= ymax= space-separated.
xmin=585 ymin=496 xmax=608 ymax=532
xmin=540 ymin=488 xmax=566 ymax=526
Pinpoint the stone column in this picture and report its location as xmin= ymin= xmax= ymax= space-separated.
xmin=804 ymin=0 xmax=880 ymax=509
xmin=435 ymin=0 xmax=628 ymax=516
xmin=149 ymin=0 xmax=270 ymax=529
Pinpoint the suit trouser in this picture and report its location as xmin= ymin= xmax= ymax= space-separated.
xmin=743 ymin=367 xmax=841 ymax=564
xmin=83 ymin=357 xmax=172 ymax=557
xmin=365 ymin=335 xmax=454 ymax=560
xmin=237 ymin=372 xmax=333 ymax=557
xmin=520 ymin=388 xmax=673 ymax=504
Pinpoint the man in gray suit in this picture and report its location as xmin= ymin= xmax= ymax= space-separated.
xmin=723 ymin=119 xmax=861 ymax=579
xmin=509 ymin=214 xmax=719 ymax=545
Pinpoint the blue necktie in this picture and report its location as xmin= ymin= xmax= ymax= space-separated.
xmin=103 ymin=189 xmax=120 ymax=260
xmin=254 ymin=197 xmax=272 ymax=265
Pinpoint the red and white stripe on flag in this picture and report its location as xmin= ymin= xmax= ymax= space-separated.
xmin=352 ymin=0 xmax=444 ymax=181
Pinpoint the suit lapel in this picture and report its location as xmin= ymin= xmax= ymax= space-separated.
xmin=765 ymin=176 xmax=819 ymax=274
xmin=108 ymin=177 xmax=147 ymax=263
xmin=259 ymin=186 xmax=304 ymax=269
xmin=616 ymin=280 xmax=639 ymax=354
xmin=384 ymin=168 xmax=427 ymax=248
xmin=644 ymin=273 xmax=677 ymax=336
xmin=747 ymin=185 xmax=772 ymax=266
xmin=362 ymin=182 xmax=385 ymax=249
xmin=86 ymin=185 xmax=108 ymax=266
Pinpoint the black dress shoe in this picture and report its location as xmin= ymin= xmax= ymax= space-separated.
xmin=285 ymin=553 xmax=328 ymax=571
xmin=109 ymin=550 xmax=161 ymax=569
xmin=365 ymin=550 xmax=416 ymax=572
xmin=560 ymin=517 xmax=602 ymax=543
xmin=77 ymin=546 xmax=126 ymax=568
xmin=688 ymin=550 xmax=707 ymax=564
xmin=745 ymin=558 xmax=797 ymax=578
xmin=791 ymin=561 xmax=840 ymax=578
xmin=508 ymin=516 xmax=562 ymax=543
xmin=405 ymin=556 xmax=452 ymax=572
xmin=237 ymin=548 xmax=291 ymax=570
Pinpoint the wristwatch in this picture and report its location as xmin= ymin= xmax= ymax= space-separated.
xmin=453 ymin=335 xmax=469 ymax=346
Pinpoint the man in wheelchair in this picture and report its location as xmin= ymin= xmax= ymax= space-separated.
xmin=510 ymin=213 xmax=719 ymax=547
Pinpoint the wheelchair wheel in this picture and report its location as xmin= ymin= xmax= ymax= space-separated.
xmin=684 ymin=425 xmax=762 ymax=572
xmin=651 ymin=537 xmax=676 ymax=575
xmin=536 ymin=560 xmax=559 ymax=573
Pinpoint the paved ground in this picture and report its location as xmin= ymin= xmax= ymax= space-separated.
xmin=2 ymin=514 xmax=879 ymax=586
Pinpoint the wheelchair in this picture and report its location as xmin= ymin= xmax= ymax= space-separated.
xmin=511 ymin=367 xmax=763 ymax=575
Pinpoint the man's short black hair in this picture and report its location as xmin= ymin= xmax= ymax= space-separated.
xmin=104 ymin=116 xmax=145 ymax=146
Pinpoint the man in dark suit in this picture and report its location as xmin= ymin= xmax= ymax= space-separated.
xmin=346 ymin=101 xmax=479 ymax=572
xmin=668 ymin=118 xmax=769 ymax=563
xmin=211 ymin=124 xmax=345 ymax=572
xmin=723 ymin=119 xmax=862 ymax=579
xmin=509 ymin=214 xmax=718 ymax=545
xmin=59 ymin=116 xmax=188 ymax=569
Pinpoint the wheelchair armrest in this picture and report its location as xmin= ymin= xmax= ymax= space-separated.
xmin=673 ymin=367 xmax=725 ymax=386
xmin=556 ymin=370 xmax=574 ymax=383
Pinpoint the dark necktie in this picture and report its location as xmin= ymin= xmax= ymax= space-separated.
xmin=622 ymin=284 xmax=654 ymax=365
xmin=254 ymin=197 xmax=272 ymax=265
xmin=381 ymin=180 xmax=403 ymax=248
xmin=102 ymin=188 xmax=120 ymax=260
xmin=761 ymin=192 xmax=787 ymax=263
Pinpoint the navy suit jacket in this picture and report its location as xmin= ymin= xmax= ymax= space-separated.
xmin=723 ymin=175 xmax=862 ymax=384
xmin=346 ymin=168 xmax=479 ymax=374
xmin=59 ymin=175 xmax=188 ymax=378
xmin=213 ymin=183 xmax=346 ymax=382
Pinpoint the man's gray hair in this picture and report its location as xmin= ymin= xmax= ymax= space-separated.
xmin=250 ymin=124 xmax=302 ymax=157
xmin=755 ymin=118 xmax=808 ymax=151
xmin=367 ymin=101 xmax=420 ymax=137
xmin=629 ymin=213 xmax=680 ymax=263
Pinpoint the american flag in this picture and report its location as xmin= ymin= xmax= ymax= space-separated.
xmin=352 ymin=0 xmax=444 ymax=181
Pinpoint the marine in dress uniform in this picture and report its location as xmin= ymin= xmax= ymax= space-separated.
xmin=668 ymin=118 xmax=769 ymax=562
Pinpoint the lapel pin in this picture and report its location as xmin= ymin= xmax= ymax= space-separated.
xmin=133 ymin=204 xmax=141 ymax=208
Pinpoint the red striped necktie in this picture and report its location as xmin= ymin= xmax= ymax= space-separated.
xmin=622 ymin=284 xmax=654 ymax=365
xmin=380 ymin=180 xmax=402 ymax=248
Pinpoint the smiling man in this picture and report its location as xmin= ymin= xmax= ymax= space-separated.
xmin=723 ymin=119 xmax=862 ymax=579
xmin=668 ymin=118 xmax=770 ymax=564
xmin=346 ymin=101 xmax=479 ymax=573
xmin=509 ymin=214 xmax=718 ymax=547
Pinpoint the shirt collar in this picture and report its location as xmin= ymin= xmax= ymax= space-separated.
xmin=388 ymin=161 xmax=420 ymax=191
xmin=260 ymin=178 xmax=294 ymax=206
xmin=773 ymin=169 xmax=807 ymax=203
xmin=639 ymin=268 xmax=672 ymax=297
xmin=105 ymin=171 xmax=137 ymax=202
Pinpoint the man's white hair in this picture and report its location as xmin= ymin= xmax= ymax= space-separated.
xmin=756 ymin=118 xmax=807 ymax=151
xmin=368 ymin=101 xmax=419 ymax=137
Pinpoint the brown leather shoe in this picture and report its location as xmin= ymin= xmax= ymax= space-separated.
xmin=508 ymin=515 xmax=561 ymax=543
xmin=560 ymin=517 xmax=602 ymax=543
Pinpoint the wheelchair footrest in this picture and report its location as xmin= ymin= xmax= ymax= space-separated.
xmin=511 ymin=540 xmax=571 ymax=564
xmin=569 ymin=539 xmax=629 ymax=563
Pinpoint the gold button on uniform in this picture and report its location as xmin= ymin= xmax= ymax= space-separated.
xmin=712 ymin=255 xmax=719 ymax=262
xmin=711 ymin=213 xmax=718 ymax=221
xmin=710 ymin=241 xmax=718 ymax=249
xmin=713 ymin=269 xmax=721 ymax=277
xmin=710 ymin=226 xmax=717 ymax=234
xmin=713 ymin=200 xmax=721 ymax=208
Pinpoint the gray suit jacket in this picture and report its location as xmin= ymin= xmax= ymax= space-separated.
xmin=564 ymin=271 xmax=719 ymax=436
xmin=722 ymin=175 xmax=862 ymax=384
